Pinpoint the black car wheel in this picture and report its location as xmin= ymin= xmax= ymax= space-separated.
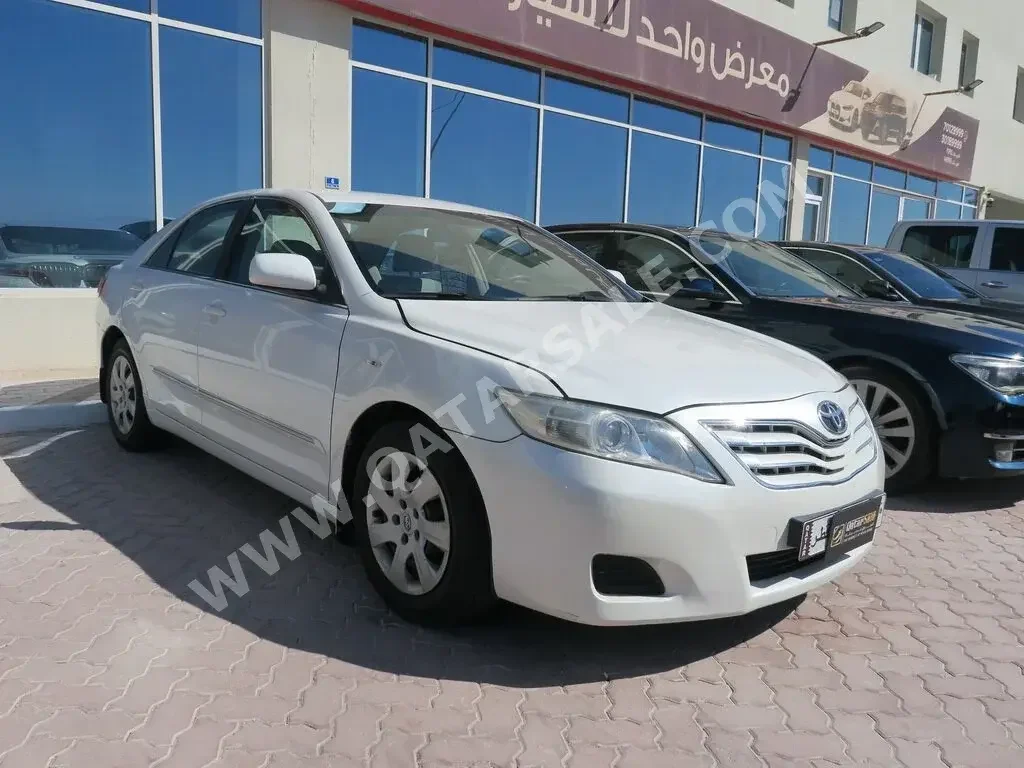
xmin=351 ymin=419 xmax=496 ymax=626
xmin=843 ymin=364 xmax=934 ymax=492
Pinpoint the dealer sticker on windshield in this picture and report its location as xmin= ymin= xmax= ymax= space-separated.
xmin=788 ymin=495 xmax=884 ymax=562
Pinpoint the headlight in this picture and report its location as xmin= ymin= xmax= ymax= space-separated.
xmin=495 ymin=388 xmax=724 ymax=482
xmin=951 ymin=354 xmax=1024 ymax=395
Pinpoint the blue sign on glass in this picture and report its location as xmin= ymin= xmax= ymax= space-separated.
xmin=325 ymin=176 xmax=340 ymax=190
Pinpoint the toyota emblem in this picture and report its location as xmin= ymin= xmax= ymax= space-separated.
xmin=817 ymin=401 xmax=847 ymax=435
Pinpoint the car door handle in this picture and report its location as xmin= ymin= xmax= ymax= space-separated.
xmin=202 ymin=302 xmax=227 ymax=319
xmin=981 ymin=281 xmax=1009 ymax=289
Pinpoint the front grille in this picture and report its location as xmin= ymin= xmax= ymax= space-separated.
xmin=591 ymin=555 xmax=665 ymax=597
xmin=702 ymin=395 xmax=874 ymax=489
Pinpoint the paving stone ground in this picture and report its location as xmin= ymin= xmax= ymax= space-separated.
xmin=1 ymin=426 xmax=1024 ymax=767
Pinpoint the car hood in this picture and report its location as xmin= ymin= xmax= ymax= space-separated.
xmin=777 ymin=298 xmax=1024 ymax=348
xmin=2 ymin=254 xmax=126 ymax=266
xmin=829 ymin=91 xmax=862 ymax=108
xmin=399 ymin=299 xmax=845 ymax=412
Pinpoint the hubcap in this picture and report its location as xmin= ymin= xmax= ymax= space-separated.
xmin=109 ymin=354 xmax=137 ymax=435
xmin=364 ymin=451 xmax=451 ymax=596
xmin=851 ymin=379 xmax=916 ymax=478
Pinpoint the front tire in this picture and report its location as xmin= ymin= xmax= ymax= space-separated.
xmin=842 ymin=364 xmax=934 ymax=493
xmin=350 ymin=419 xmax=495 ymax=625
xmin=106 ymin=339 xmax=161 ymax=451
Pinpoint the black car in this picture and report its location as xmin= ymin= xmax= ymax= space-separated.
xmin=777 ymin=241 xmax=1024 ymax=323
xmin=549 ymin=223 xmax=1024 ymax=492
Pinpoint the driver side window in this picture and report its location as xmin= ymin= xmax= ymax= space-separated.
xmin=791 ymin=248 xmax=879 ymax=294
xmin=612 ymin=233 xmax=725 ymax=297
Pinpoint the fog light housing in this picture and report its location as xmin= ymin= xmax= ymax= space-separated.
xmin=993 ymin=441 xmax=1015 ymax=463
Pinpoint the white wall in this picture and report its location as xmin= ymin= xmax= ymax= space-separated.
xmin=0 ymin=290 xmax=98 ymax=380
xmin=716 ymin=0 xmax=1024 ymax=203
xmin=265 ymin=0 xmax=353 ymax=190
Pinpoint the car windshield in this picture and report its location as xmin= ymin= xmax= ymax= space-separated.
xmin=327 ymin=202 xmax=638 ymax=301
xmin=688 ymin=234 xmax=858 ymax=299
xmin=858 ymin=249 xmax=977 ymax=300
xmin=845 ymin=82 xmax=866 ymax=96
xmin=0 ymin=226 xmax=142 ymax=256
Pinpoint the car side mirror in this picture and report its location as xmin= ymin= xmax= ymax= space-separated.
xmin=673 ymin=278 xmax=726 ymax=302
xmin=606 ymin=269 xmax=628 ymax=286
xmin=861 ymin=278 xmax=897 ymax=301
xmin=249 ymin=252 xmax=318 ymax=291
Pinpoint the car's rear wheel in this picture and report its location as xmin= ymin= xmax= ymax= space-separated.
xmin=106 ymin=339 xmax=161 ymax=451
xmin=842 ymin=364 xmax=933 ymax=493
xmin=851 ymin=109 xmax=860 ymax=129
xmin=351 ymin=419 xmax=495 ymax=625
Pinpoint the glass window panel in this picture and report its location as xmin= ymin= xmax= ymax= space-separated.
xmin=631 ymin=99 xmax=701 ymax=139
xmin=99 ymin=0 xmax=150 ymax=11
xmin=433 ymin=45 xmax=539 ymax=102
xmin=167 ymin=202 xmax=242 ymax=277
xmin=873 ymin=165 xmax=907 ymax=189
xmin=937 ymin=201 xmax=961 ymax=220
xmin=809 ymin=146 xmax=834 ymax=171
xmin=761 ymin=134 xmax=792 ymax=162
xmin=160 ymin=28 xmax=263 ymax=219
xmin=829 ymin=178 xmax=870 ymax=243
xmin=902 ymin=225 xmax=977 ymax=268
xmin=758 ymin=161 xmax=790 ymax=241
xmin=544 ymin=76 xmax=628 ymax=122
xmin=0 ymin=0 xmax=155 ymax=287
xmin=937 ymin=181 xmax=964 ymax=202
xmin=990 ymin=228 xmax=1024 ymax=272
xmin=352 ymin=70 xmax=426 ymax=196
xmin=963 ymin=188 xmax=980 ymax=206
xmin=158 ymin=0 xmax=261 ymax=37
xmin=908 ymin=174 xmax=937 ymax=196
xmin=834 ymin=153 xmax=872 ymax=180
xmin=430 ymin=88 xmax=538 ymax=220
xmin=803 ymin=204 xmax=821 ymax=240
xmin=352 ymin=22 xmax=426 ymax=75
xmin=902 ymin=198 xmax=931 ymax=221
xmin=699 ymin=148 xmax=759 ymax=236
xmin=868 ymin=189 xmax=900 ymax=246
xmin=962 ymin=206 xmax=978 ymax=220
xmin=704 ymin=118 xmax=760 ymax=154
xmin=807 ymin=175 xmax=825 ymax=197
xmin=540 ymin=113 xmax=626 ymax=224
xmin=627 ymin=133 xmax=698 ymax=226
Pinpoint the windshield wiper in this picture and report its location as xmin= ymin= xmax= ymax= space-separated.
xmin=518 ymin=291 xmax=613 ymax=302
xmin=385 ymin=292 xmax=482 ymax=300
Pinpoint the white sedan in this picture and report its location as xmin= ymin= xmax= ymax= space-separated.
xmin=96 ymin=189 xmax=885 ymax=626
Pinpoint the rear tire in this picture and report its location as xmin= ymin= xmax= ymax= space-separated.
xmin=842 ymin=364 xmax=934 ymax=493
xmin=351 ymin=419 xmax=495 ymax=626
xmin=106 ymin=339 xmax=162 ymax=452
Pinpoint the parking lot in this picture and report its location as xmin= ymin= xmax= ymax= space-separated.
xmin=1 ymin=426 xmax=1023 ymax=768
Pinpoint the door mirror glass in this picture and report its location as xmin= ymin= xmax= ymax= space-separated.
xmin=249 ymin=251 xmax=318 ymax=291
xmin=861 ymin=278 xmax=897 ymax=300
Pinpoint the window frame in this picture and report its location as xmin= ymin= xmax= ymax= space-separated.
xmin=223 ymin=196 xmax=346 ymax=306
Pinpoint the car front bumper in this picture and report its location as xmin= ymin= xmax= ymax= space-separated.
xmin=939 ymin=400 xmax=1024 ymax=478
xmin=450 ymin=421 xmax=885 ymax=626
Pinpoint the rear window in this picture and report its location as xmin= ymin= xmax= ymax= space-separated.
xmin=900 ymin=225 xmax=977 ymax=269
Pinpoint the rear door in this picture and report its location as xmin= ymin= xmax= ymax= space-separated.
xmin=196 ymin=197 xmax=349 ymax=496
xmin=897 ymin=223 xmax=981 ymax=291
xmin=981 ymin=225 xmax=1024 ymax=302
xmin=126 ymin=201 xmax=246 ymax=428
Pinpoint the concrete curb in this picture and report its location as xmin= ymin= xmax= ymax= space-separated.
xmin=0 ymin=402 xmax=107 ymax=434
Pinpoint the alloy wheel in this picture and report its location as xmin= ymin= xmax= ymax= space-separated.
xmin=364 ymin=450 xmax=451 ymax=596
xmin=850 ymin=378 xmax=916 ymax=478
xmin=109 ymin=355 xmax=137 ymax=435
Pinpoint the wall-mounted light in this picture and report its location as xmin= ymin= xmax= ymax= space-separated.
xmin=901 ymin=80 xmax=984 ymax=149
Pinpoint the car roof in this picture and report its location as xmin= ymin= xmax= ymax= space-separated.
xmin=191 ymin=188 xmax=519 ymax=220
xmin=547 ymin=222 xmax=747 ymax=240
xmin=777 ymin=241 xmax=907 ymax=257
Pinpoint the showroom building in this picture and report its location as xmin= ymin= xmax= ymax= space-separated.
xmin=4 ymin=0 xmax=1024 ymax=373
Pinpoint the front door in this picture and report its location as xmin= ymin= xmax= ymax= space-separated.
xmin=982 ymin=225 xmax=1024 ymax=302
xmin=196 ymin=197 xmax=349 ymax=496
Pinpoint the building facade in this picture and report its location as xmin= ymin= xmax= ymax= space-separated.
xmin=3 ymin=0 xmax=1024 ymax=371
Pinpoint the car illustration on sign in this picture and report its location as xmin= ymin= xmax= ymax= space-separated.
xmin=861 ymin=91 xmax=909 ymax=145
xmin=827 ymin=80 xmax=873 ymax=130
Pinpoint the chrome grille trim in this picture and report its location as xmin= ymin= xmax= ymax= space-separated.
xmin=700 ymin=395 xmax=877 ymax=489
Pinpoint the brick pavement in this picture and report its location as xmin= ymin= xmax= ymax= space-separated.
xmin=1 ymin=427 xmax=1024 ymax=767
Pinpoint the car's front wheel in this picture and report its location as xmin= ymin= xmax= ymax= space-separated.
xmin=350 ymin=419 xmax=495 ymax=625
xmin=851 ymin=109 xmax=860 ymax=129
xmin=842 ymin=364 xmax=933 ymax=492
xmin=106 ymin=338 xmax=161 ymax=451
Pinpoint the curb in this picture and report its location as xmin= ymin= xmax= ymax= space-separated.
xmin=0 ymin=402 xmax=107 ymax=434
